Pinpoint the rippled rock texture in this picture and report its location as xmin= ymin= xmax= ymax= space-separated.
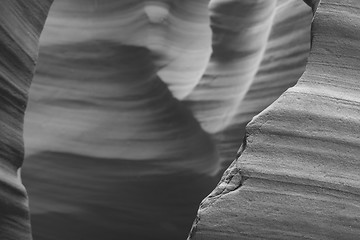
xmin=0 ymin=0 xmax=315 ymax=239
xmin=190 ymin=0 xmax=360 ymax=239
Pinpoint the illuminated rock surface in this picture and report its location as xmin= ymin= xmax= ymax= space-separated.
xmin=189 ymin=0 xmax=360 ymax=239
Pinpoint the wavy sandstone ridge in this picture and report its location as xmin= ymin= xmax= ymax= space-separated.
xmin=0 ymin=1 xmax=52 ymax=239
xmin=189 ymin=0 xmax=360 ymax=239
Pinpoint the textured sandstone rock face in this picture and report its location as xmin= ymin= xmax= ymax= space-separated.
xmin=0 ymin=0 xmax=311 ymax=239
xmin=190 ymin=0 xmax=360 ymax=239
xmin=0 ymin=1 xmax=52 ymax=239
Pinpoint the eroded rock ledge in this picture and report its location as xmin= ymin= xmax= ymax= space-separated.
xmin=189 ymin=0 xmax=360 ymax=239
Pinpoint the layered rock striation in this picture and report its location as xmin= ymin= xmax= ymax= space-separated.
xmin=189 ymin=0 xmax=360 ymax=239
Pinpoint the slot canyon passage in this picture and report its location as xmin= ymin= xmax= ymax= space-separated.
xmin=0 ymin=0 xmax=359 ymax=239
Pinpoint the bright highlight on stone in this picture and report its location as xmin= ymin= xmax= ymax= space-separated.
xmin=144 ymin=2 xmax=170 ymax=23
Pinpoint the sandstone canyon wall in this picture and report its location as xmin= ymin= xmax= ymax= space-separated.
xmin=189 ymin=0 xmax=360 ymax=239
xmin=2 ymin=0 xmax=354 ymax=240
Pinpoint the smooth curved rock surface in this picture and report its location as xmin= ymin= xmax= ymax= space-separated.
xmin=189 ymin=0 xmax=360 ymax=239
xmin=0 ymin=1 xmax=52 ymax=239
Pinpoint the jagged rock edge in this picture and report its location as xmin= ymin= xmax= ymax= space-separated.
xmin=187 ymin=134 xmax=250 ymax=240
